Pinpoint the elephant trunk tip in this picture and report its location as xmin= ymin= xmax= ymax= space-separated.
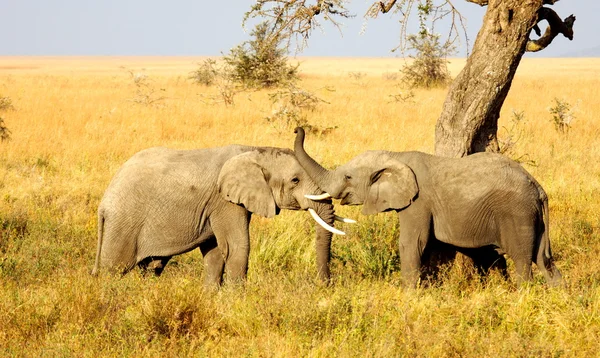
xmin=294 ymin=127 xmax=306 ymax=151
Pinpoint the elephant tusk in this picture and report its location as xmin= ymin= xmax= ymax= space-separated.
xmin=334 ymin=215 xmax=357 ymax=224
xmin=305 ymin=193 xmax=332 ymax=201
xmin=308 ymin=208 xmax=346 ymax=236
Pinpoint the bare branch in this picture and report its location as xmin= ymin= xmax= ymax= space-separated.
xmin=527 ymin=7 xmax=575 ymax=52
xmin=467 ymin=0 xmax=559 ymax=6
xmin=365 ymin=1 xmax=469 ymax=55
xmin=244 ymin=0 xmax=353 ymax=53
xmin=378 ymin=0 xmax=397 ymax=13
xmin=465 ymin=0 xmax=487 ymax=6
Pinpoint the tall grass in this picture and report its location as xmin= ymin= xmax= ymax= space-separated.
xmin=0 ymin=57 xmax=599 ymax=356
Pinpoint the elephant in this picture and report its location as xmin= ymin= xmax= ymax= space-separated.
xmin=294 ymin=127 xmax=562 ymax=288
xmin=92 ymin=144 xmax=351 ymax=286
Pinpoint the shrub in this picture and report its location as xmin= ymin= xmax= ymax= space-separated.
xmin=264 ymin=85 xmax=336 ymax=135
xmin=189 ymin=58 xmax=220 ymax=86
xmin=400 ymin=1 xmax=454 ymax=88
xmin=548 ymin=97 xmax=575 ymax=133
xmin=223 ymin=21 xmax=299 ymax=89
xmin=0 ymin=96 xmax=14 ymax=111
xmin=0 ymin=117 xmax=10 ymax=142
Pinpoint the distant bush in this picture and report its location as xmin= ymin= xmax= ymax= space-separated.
xmin=189 ymin=58 xmax=220 ymax=86
xmin=223 ymin=21 xmax=299 ymax=89
xmin=0 ymin=117 xmax=10 ymax=142
xmin=401 ymin=30 xmax=453 ymax=88
xmin=400 ymin=2 xmax=454 ymax=88
xmin=548 ymin=97 xmax=575 ymax=133
xmin=265 ymin=84 xmax=336 ymax=136
xmin=0 ymin=96 xmax=14 ymax=111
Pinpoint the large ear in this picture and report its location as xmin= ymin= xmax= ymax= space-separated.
xmin=362 ymin=160 xmax=418 ymax=215
xmin=218 ymin=151 xmax=277 ymax=218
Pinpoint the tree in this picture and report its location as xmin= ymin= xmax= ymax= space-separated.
xmin=224 ymin=21 xmax=299 ymax=88
xmin=245 ymin=0 xmax=575 ymax=157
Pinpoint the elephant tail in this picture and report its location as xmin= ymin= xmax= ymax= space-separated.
xmin=538 ymin=193 xmax=552 ymax=262
xmin=536 ymin=190 xmax=562 ymax=285
xmin=91 ymin=207 xmax=105 ymax=276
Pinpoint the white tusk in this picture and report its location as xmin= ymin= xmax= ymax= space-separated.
xmin=308 ymin=208 xmax=346 ymax=236
xmin=305 ymin=193 xmax=332 ymax=201
xmin=335 ymin=215 xmax=357 ymax=224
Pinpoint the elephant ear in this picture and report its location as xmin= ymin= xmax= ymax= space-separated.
xmin=218 ymin=151 xmax=277 ymax=218
xmin=362 ymin=160 xmax=418 ymax=215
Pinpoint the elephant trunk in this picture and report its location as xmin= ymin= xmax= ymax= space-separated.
xmin=313 ymin=201 xmax=335 ymax=282
xmin=294 ymin=127 xmax=340 ymax=197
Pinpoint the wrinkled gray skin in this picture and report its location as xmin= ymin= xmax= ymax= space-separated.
xmin=294 ymin=128 xmax=562 ymax=288
xmin=93 ymin=145 xmax=335 ymax=285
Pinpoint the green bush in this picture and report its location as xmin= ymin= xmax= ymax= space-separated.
xmin=189 ymin=58 xmax=220 ymax=86
xmin=223 ymin=22 xmax=299 ymax=89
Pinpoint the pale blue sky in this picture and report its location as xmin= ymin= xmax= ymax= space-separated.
xmin=0 ymin=1 xmax=594 ymax=57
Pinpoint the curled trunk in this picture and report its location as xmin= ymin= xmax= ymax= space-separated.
xmin=294 ymin=127 xmax=339 ymax=196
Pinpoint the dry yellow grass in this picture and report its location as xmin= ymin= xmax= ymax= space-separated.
xmin=0 ymin=56 xmax=599 ymax=356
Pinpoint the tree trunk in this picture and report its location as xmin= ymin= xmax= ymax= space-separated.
xmin=434 ymin=0 xmax=542 ymax=157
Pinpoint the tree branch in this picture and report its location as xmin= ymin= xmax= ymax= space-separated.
xmin=466 ymin=0 xmax=559 ymax=6
xmin=527 ymin=7 xmax=575 ymax=52
xmin=465 ymin=0 xmax=488 ymax=6
xmin=244 ymin=0 xmax=352 ymax=52
xmin=378 ymin=0 xmax=397 ymax=13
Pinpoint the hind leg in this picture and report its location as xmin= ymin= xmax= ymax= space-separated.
xmin=535 ymin=249 xmax=563 ymax=287
xmin=502 ymin=225 xmax=536 ymax=285
xmin=200 ymin=237 xmax=225 ymax=287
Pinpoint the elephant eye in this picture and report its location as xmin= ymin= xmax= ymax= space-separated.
xmin=291 ymin=177 xmax=300 ymax=184
xmin=344 ymin=174 xmax=352 ymax=181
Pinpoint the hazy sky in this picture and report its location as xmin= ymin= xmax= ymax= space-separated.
xmin=0 ymin=1 xmax=594 ymax=57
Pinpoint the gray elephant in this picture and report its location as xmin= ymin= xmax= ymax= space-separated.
xmin=294 ymin=127 xmax=562 ymax=287
xmin=92 ymin=145 xmax=351 ymax=286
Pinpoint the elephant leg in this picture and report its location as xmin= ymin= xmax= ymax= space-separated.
xmin=211 ymin=206 xmax=252 ymax=283
xmin=471 ymin=247 xmax=508 ymax=279
xmin=503 ymin=225 xmax=535 ymax=285
xmin=513 ymin=256 xmax=533 ymax=285
xmin=420 ymin=239 xmax=456 ymax=282
xmin=398 ymin=210 xmax=432 ymax=289
xmin=200 ymin=237 xmax=225 ymax=287
xmin=137 ymin=256 xmax=171 ymax=276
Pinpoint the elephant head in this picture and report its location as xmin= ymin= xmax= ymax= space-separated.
xmin=217 ymin=147 xmax=352 ymax=280
xmin=294 ymin=128 xmax=418 ymax=215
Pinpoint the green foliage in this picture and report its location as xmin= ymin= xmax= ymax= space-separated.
xmin=223 ymin=21 xmax=299 ymax=89
xmin=400 ymin=0 xmax=454 ymax=88
xmin=189 ymin=58 xmax=220 ymax=86
xmin=548 ymin=97 xmax=575 ymax=133
xmin=331 ymin=212 xmax=400 ymax=280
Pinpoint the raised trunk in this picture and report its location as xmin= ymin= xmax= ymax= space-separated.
xmin=314 ymin=201 xmax=335 ymax=282
xmin=294 ymin=127 xmax=339 ymax=195
xmin=434 ymin=0 xmax=543 ymax=157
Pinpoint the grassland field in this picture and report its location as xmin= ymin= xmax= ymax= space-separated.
xmin=0 ymin=56 xmax=599 ymax=356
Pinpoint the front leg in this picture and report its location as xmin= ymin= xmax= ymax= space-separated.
xmin=397 ymin=207 xmax=432 ymax=288
xmin=211 ymin=204 xmax=252 ymax=283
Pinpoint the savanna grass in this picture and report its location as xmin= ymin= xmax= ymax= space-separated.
xmin=0 ymin=57 xmax=599 ymax=356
